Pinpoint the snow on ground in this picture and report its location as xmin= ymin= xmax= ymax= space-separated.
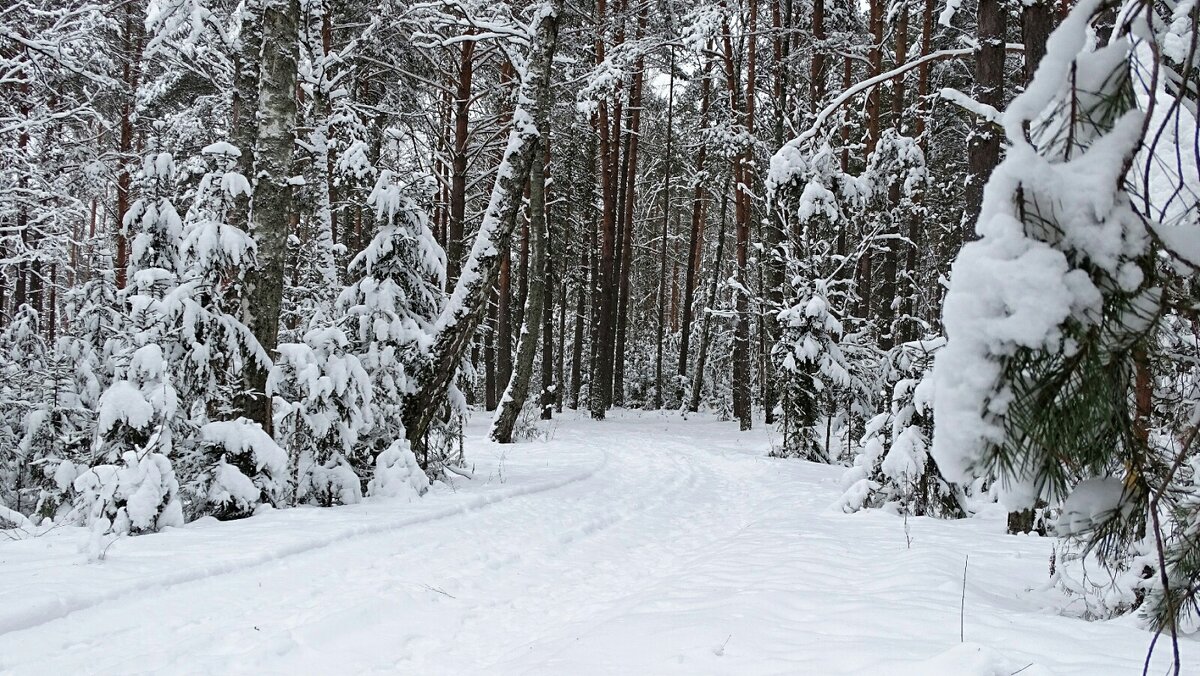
xmin=0 ymin=411 xmax=1191 ymax=675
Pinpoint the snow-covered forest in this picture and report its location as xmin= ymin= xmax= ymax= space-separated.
xmin=1 ymin=0 xmax=1199 ymax=672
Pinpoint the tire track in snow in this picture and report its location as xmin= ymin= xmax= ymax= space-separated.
xmin=0 ymin=446 xmax=608 ymax=638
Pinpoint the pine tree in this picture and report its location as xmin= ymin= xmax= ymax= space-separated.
xmin=338 ymin=170 xmax=450 ymax=468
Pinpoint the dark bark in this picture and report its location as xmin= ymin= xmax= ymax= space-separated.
xmin=965 ymin=0 xmax=1006 ymax=227
xmin=613 ymin=7 xmax=649 ymax=408
xmin=879 ymin=0 xmax=910 ymax=350
xmin=448 ymin=36 xmax=476 ymax=287
xmin=865 ymin=0 xmax=885 ymax=155
xmin=1022 ymin=0 xmax=1054 ymax=85
xmin=721 ymin=0 xmax=756 ymax=431
xmin=497 ymin=252 xmax=513 ymax=387
xmin=810 ymin=0 xmax=826 ymax=109
xmin=677 ymin=58 xmax=712 ymax=394
xmin=485 ymin=289 xmax=498 ymax=410
xmin=114 ymin=0 xmax=143 ymax=291
xmin=690 ymin=178 xmax=730 ymax=413
xmin=589 ymin=0 xmax=618 ymax=420
xmin=541 ymin=148 xmax=556 ymax=420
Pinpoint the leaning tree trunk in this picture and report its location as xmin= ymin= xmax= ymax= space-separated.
xmin=240 ymin=0 xmax=300 ymax=434
xmin=491 ymin=141 xmax=548 ymax=443
xmin=403 ymin=0 xmax=563 ymax=453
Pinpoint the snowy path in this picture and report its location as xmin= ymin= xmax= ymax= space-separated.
xmin=0 ymin=413 xmax=1191 ymax=675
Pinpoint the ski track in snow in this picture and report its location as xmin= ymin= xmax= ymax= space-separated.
xmin=0 ymin=412 xmax=1192 ymax=675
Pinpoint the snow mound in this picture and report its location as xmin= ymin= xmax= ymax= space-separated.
xmin=368 ymin=439 xmax=430 ymax=500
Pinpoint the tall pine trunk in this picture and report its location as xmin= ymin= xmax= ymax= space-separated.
xmin=447 ymin=37 xmax=475 ymax=287
xmin=966 ymin=0 xmax=1006 ymax=227
xmin=689 ymin=178 xmax=730 ymax=413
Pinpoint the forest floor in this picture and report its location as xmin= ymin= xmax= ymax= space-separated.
xmin=0 ymin=411 xmax=1193 ymax=675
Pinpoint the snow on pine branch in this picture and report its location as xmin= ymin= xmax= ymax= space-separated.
xmin=930 ymin=0 xmax=1155 ymax=502
xmin=767 ymin=45 xmax=1023 ymax=195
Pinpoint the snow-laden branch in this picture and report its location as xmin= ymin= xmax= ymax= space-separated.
xmin=767 ymin=44 xmax=1024 ymax=194
xmin=939 ymin=87 xmax=1002 ymax=125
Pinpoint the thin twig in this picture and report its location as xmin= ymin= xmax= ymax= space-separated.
xmin=960 ymin=555 xmax=969 ymax=642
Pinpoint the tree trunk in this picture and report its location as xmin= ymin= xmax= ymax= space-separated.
xmin=724 ymin=0 xmax=757 ymax=432
xmin=240 ymin=0 xmax=301 ymax=434
xmin=491 ymin=139 xmax=548 ymax=443
xmin=1022 ymin=0 xmax=1054 ymax=84
xmin=810 ymin=0 xmax=826 ymax=110
xmin=865 ymin=0 xmax=885 ymax=155
xmin=689 ymin=178 xmax=730 ymax=414
xmin=653 ymin=50 xmax=674 ymax=410
xmin=485 ymin=293 xmax=498 ymax=410
xmin=571 ymin=239 xmax=588 ymax=409
xmin=541 ymin=148 xmax=556 ymax=420
xmin=497 ymin=252 xmax=513 ymax=387
xmin=762 ymin=0 xmax=788 ymax=424
xmin=515 ymin=220 xmax=529 ymax=336
xmin=447 ymin=36 xmax=475 ymax=287
xmin=677 ymin=58 xmax=712 ymax=396
xmin=590 ymin=0 xmax=618 ymax=419
xmin=114 ymin=0 xmax=144 ymax=291
xmin=965 ymin=0 xmax=1006 ymax=228
xmin=404 ymin=0 xmax=562 ymax=452
xmin=879 ymin=0 xmax=909 ymax=350
xmin=840 ymin=55 xmax=852 ymax=172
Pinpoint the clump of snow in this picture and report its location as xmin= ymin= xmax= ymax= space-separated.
xmin=204 ymin=460 xmax=262 ymax=515
xmin=200 ymin=141 xmax=241 ymax=157
xmin=301 ymin=455 xmax=363 ymax=506
xmin=200 ymin=419 xmax=288 ymax=478
xmin=367 ymin=439 xmax=430 ymax=501
xmin=1055 ymin=477 xmax=1128 ymax=536
xmin=96 ymin=380 xmax=155 ymax=435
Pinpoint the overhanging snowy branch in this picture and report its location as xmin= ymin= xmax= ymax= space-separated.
xmin=767 ymin=44 xmax=1024 ymax=194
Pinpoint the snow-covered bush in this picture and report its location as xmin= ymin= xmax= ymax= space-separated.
xmin=840 ymin=338 xmax=965 ymax=517
xmin=74 ymin=149 xmax=267 ymax=527
xmin=17 ymin=338 xmax=101 ymax=521
xmin=367 ymin=439 xmax=430 ymax=501
xmin=0 ymin=306 xmax=50 ymax=517
xmin=197 ymin=419 xmax=288 ymax=518
xmin=72 ymin=450 xmax=184 ymax=538
xmin=269 ymin=324 xmax=372 ymax=506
